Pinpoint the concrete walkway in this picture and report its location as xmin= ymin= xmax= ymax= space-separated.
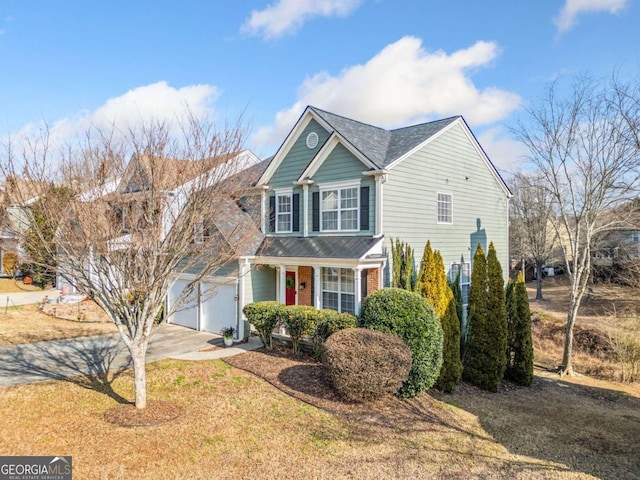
xmin=0 ymin=323 xmax=263 ymax=388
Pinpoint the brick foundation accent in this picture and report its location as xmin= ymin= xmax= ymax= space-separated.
xmin=298 ymin=266 xmax=313 ymax=306
xmin=366 ymin=268 xmax=380 ymax=296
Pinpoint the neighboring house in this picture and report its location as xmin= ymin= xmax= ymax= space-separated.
xmin=190 ymin=106 xmax=511 ymax=336
xmin=0 ymin=179 xmax=40 ymax=275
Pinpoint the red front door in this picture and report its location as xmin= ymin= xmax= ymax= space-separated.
xmin=285 ymin=271 xmax=296 ymax=306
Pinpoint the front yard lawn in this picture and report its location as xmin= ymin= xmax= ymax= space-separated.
xmin=1 ymin=350 xmax=638 ymax=479
xmin=0 ymin=304 xmax=116 ymax=346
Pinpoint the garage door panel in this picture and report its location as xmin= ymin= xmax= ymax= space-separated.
xmin=168 ymin=279 xmax=199 ymax=330
xmin=201 ymin=282 xmax=236 ymax=334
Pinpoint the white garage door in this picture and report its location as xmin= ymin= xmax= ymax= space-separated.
xmin=201 ymin=282 xmax=237 ymax=334
xmin=168 ymin=278 xmax=199 ymax=330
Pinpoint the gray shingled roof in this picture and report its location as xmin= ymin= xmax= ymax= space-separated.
xmin=257 ymin=236 xmax=383 ymax=260
xmin=310 ymin=106 xmax=459 ymax=168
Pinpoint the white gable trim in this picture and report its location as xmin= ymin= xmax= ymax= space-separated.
xmin=385 ymin=117 xmax=511 ymax=198
xmin=297 ymin=133 xmax=376 ymax=182
xmin=257 ymin=107 xmax=335 ymax=186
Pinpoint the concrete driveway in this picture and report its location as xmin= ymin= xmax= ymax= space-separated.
xmin=0 ymin=323 xmax=221 ymax=388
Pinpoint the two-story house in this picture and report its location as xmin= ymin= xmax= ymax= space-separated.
xmin=200 ymin=106 xmax=511 ymax=339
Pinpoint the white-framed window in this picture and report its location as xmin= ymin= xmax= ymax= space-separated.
xmin=321 ymin=185 xmax=359 ymax=231
xmin=437 ymin=193 xmax=452 ymax=224
xmin=276 ymin=193 xmax=292 ymax=233
xmin=632 ymin=231 xmax=640 ymax=243
xmin=322 ymin=267 xmax=355 ymax=314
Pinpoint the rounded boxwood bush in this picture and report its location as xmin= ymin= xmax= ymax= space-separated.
xmin=243 ymin=301 xmax=285 ymax=350
xmin=282 ymin=305 xmax=321 ymax=354
xmin=359 ymin=288 xmax=444 ymax=397
xmin=312 ymin=309 xmax=358 ymax=359
xmin=323 ymin=328 xmax=412 ymax=402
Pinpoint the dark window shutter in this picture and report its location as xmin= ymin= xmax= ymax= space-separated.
xmin=361 ymin=269 xmax=369 ymax=298
xmin=360 ymin=186 xmax=370 ymax=231
xmin=269 ymin=196 xmax=276 ymax=232
xmin=292 ymin=193 xmax=300 ymax=232
xmin=312 ymin=192 xmax=320 ymax=232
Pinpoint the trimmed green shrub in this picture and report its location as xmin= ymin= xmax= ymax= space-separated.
xmin=463 ymin=243 xmax=507 ymax=392
xmin=435 ymin=286 xmax=463 ymax=393
xmin=283 ymin=305 xmax=321 ymax=354
xmin=323 ymin=328 xmax=412 ymax=402
xmin=243 ymin=301 xmax=285 ymax=350
xmin=312 ymin=309 xmax=357 ymax=359
xmin=506 ymin=272 xmax=534 ymax=386
xmin=359 ymin=288 xmax=443 ymax=397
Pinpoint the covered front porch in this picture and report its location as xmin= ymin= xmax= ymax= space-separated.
xmin=244 ymin=236 xmax=385 ymax=316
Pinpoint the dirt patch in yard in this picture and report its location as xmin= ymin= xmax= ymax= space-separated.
xmin=0 ymin=278 xmax=42 ymax=293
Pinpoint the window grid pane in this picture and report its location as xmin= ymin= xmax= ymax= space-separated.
xmin=276 ymin=194 xmax=292 ymax=232
xmin=321 ymin=186 xmax=359 ymax=231
xmin=438 ymin=193 xmax=452 ymax=224
xmin=322 ymin=267 xmax=356 ymax=313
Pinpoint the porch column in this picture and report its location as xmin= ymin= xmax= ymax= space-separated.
xmin=237 ymin=259 xmax=249 ymax=340
xmin=278 ymin=265 xmax=286 ymax=304
xmin=302 ymin=184 xmax=309 ymax=237
xmin=354 ymin=267 xmax=362 ymax=316
xmin=314 ymin=267 xmax=322 ymax=309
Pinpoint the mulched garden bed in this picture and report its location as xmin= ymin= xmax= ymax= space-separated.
xmin=223 ymin=346 xmax=467 ymax=435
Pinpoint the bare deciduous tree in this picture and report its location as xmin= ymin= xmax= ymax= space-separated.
xmin=509 ymin=171 xmax=557 ymax=300
xmin=1 ymin=116 xmax=263 ymax=408
xmin=513 ymin=76 xmax=640 ymax=376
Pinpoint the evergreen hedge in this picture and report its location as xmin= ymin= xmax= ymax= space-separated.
xmin=506 ymin=272 xmax=534 ymax=386
xmin=359 ymin=288 xmax=443 ymax=397
xmin=463 ymin=243 xmax=507 ymax=392
xmin=435 ymin=286 xmax=463 ymax=393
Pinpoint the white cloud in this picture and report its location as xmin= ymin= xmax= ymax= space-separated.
xmin=253 ymin=36 xmax=521 ymax=149
xmin=13 ymin=81 xmax=220 ymax=151
xmin=476 ymin=126 xmax=529 ymax=175
xmin=554 ymin=0 xmax=627 ymax=32
xmin=242 ymin=0 xmax=364 ymax=39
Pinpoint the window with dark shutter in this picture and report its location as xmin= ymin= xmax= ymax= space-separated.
xmin=269 ymin=196 xmax=276 ymax=232
xmin=312 ymin=192 xmax=320 ymax=232
xmin=360 ymin=186 xmax=369 ymax=231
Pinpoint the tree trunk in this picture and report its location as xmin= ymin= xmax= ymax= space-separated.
xmin=130 ymin=341 xmax=148 ymax=409
xmin=535 ymin=259 xmax=544 ymax=301
xmin=560 ymin=299 xmax=580 ymax=376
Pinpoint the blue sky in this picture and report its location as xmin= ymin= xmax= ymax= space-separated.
xmin=0 ymin=0 xmax=637 ymax=173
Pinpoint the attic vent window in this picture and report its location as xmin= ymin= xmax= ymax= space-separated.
xmin=306 ymin=132 xmax=319 ymax=149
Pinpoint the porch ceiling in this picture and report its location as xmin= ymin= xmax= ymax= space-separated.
xmin=256 ymin=236 xmax=383 ymax=260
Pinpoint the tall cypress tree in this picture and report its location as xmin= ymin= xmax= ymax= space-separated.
xmin=391 ymin=238 xmax=415 ymax=290
xmin=435 ymin=285 xmax=463 ymax=392
xmin=463 ymin=242 xmax=508 ymax=392
xmin=417 ymin=241 xmax=438 ymax=309
xmin=506 ymin=272 xmax=534 ymax=386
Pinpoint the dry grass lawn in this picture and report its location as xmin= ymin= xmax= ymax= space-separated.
xmin=0 ymin=304 xmax=117 ymax=346
xmin=0 ymin=273 xmax=639 ymax=478
xmin=1 ymin=357 xmax=638 ymax=479
xmin=0 ymin=277 xmax=41 ymax=293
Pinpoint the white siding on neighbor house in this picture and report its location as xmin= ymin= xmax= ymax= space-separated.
xmin=382 ymin=122 xmax=509 ymax=283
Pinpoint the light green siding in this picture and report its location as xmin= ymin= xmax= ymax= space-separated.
xmin=270 ymin=120 xmax=330 ymax=189
xmin=243 ymin=264 xmax=276 ymax=305
xmin=382 ymin=122 xmax=509 ymax=283
xmin=309 ymin=143 xmax=375 ymax=236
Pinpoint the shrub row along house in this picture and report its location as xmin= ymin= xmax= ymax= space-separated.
xmin=167 ymin=106 xmax=511 ymax=339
